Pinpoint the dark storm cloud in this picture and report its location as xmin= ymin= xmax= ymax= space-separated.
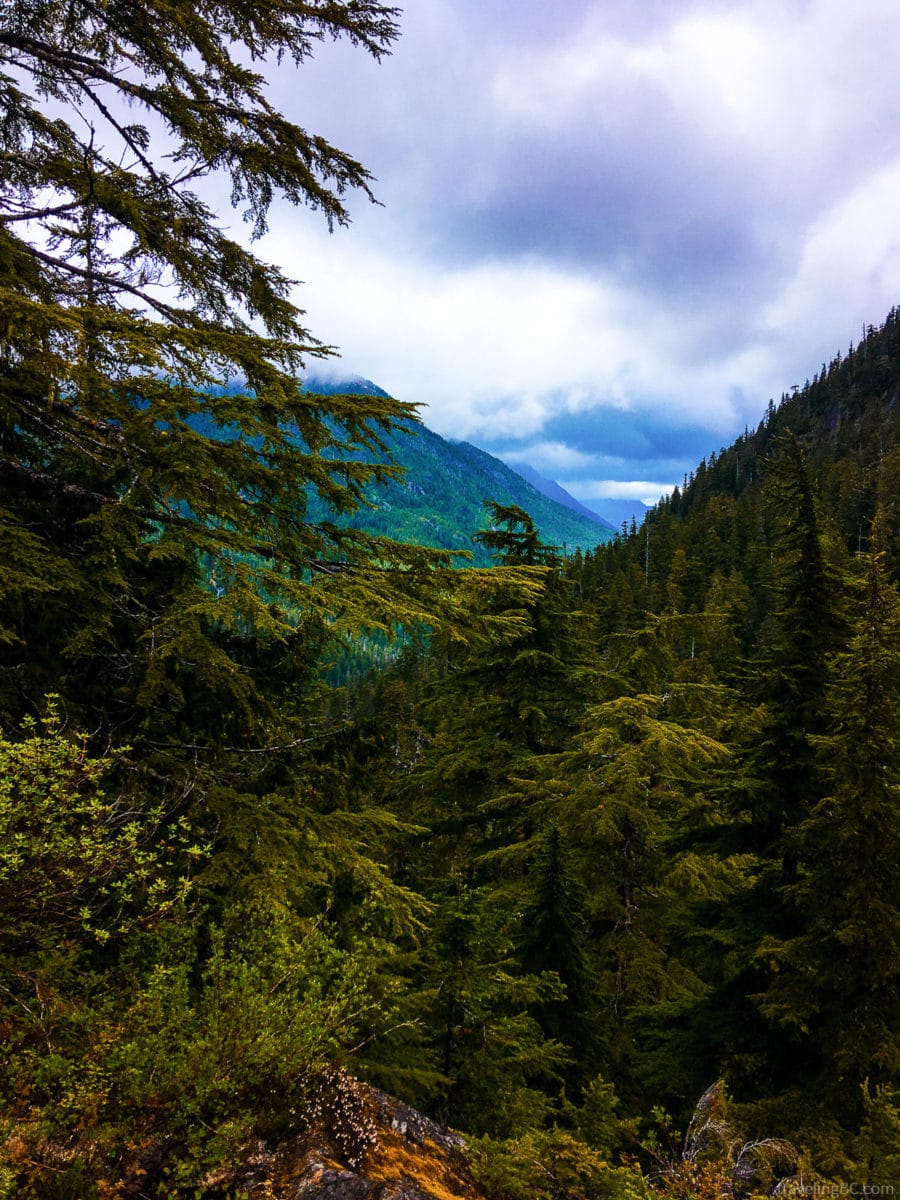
xmin=429 ymin=134 xmax=769 ymax=302
xmin=381 ymin=11 xmax=898 ymax=323
xmin=478 ymin=403 xmax=720 ymax=496
xmin=272 ymin=0 xmax=900 ymax=315
xmin=539 ymin=408 xmax=719 ymax=466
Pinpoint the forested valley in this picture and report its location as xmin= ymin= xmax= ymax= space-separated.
xmin=1 ymin=1 xmax=898 ymax=1197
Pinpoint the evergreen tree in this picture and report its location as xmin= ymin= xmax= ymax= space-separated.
xmin=517 ymin=821 xmax=597 ymax=1089
xmin=757 ymin=523 xmax=900 ymax=1119
xmin=751 ymin=434 xmax=840 ymax=856
xmin=376 ymin=507 xmax=593 ymax=1130
xmin=420 ymin=882 xmax=568 ymax=1138
xmin=0 ymin=6 xmax=504 ymax=1189
xmin=690 ymin=435 xmax=842 ymax=1101
xmin=474 ymin=501 xmax=561 ymax=566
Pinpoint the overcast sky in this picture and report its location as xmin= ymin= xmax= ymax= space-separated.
xmin=256 ymin=0 xmax=900 ymax=507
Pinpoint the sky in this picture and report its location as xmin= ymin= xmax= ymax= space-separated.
xmin=254 ymin=0 xmax=900 ymax=509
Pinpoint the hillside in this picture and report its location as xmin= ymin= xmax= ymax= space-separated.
xmin=639 ymin=308 xmax=900 ymax=580
xmin=300 ymin=376 xmax=616 ymax=562
xmin=327 ymin=310 xmax=900 ymax=1176
xmin=6 ymin=0 xmax=900 ymax=1192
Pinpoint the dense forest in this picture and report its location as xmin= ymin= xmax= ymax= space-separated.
xmin=324 ymin=317 xmax=900 ymax=1179
xmin=1 ymin=1 xmax=898 ymax=1197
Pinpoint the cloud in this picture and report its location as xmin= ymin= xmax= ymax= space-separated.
xmin=564 ymin=478 xmax=679 ymax=506
xmin=535 ymin=407 xmax=722 ymax=464
xmin=264 ymin=221 xmax=651 ymax=431
xmin=477 ymin=410 xmax=721 ymax=507
xmin=493 ymin=441 xmax=603 ymax=476
xmin=376 ymin=0 xmax=900 ymax=308
xmin=252 ymin=0 xmax=900 ymax=499
xmin=762 ymin=159 xmax=900 ymax=363
xmin=266 ymin=215 xmax=762 ymax=427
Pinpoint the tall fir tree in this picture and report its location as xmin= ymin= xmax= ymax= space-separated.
xmin=757 ymin=519 xmax=900 ymax=1121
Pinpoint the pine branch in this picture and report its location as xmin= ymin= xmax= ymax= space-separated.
xmin=0 ymin=457 xmax=116 ymax=505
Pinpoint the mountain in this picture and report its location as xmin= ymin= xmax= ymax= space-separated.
xmin=505 ymin=462 xmax=616 ymax=529
xmin=301 ymin=375 xmax=617 ymax=562
xmin=586 ymin=496 xmax=652 ymax=530
xmin=555 ymin=309 xmax=900 ymax=1131
xmin=508 ymin=463 xmax=653 ymax=532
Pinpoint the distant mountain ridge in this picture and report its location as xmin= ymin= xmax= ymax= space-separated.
xmin=301 ymin=375 xmax=616 ymax=562
xmin=507 ymin=462 xmax=616 ymax=529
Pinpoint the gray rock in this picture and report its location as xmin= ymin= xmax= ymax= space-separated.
xmin=373 ymin=1187 xmax=445 ymax=1200
xmin=290 ymin=1160 xmax=374 ymax=1200
xmin=371 ymin=1089 xmax=468 ymax=1157
xmin=372 ymin=1190 xmax=446 ymax=1200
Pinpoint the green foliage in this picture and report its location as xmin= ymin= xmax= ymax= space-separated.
xmin=420 ymin=884 xmax=570 ymax=1138
xmin=101 ymin=916 xmax=381 ymax=1136
xmin=755 ymin=531 xmax=900 ymax=1111
xmin=642 ymin=1083 xmax=799 ymax=1200
xmin=853 ymin=1082 xmax=900 ymax=1183
xmin=475 ymin=502 xmax=563 ymax=565
xmin=0 ymin=711 xmax=189 ymax=1195
xmin=0 ymin=913 xmax=390 ymax=1195
xmin=544 ymin=316 xmax=900 ymax=1162
xmin=0 ymin=704 xmax=193 ymax=950
xmin=0 ymin=713 xmax=402 ymax=1191
xmin=578 ymin=1074 xmax=639 ymax=1157
xmin=0 ymin=705 xmax=194 ymax=1115
xmin=0 ymin=0 xmax=471 ymax=748
xmin=470 ymin=1128 xmax=650 ymax=1200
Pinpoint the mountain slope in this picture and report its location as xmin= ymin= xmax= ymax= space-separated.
xmin=505 ymin=462 xmax=616 ymax=529
xmin=579 ymin=308 xmax=900 ymax=629
xmin=302 ymin=376 xmax=616 ymax=563
xmin=506 ymin=462 xmax=652 ymax=532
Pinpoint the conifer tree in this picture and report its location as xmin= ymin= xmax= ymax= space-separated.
xmin=418 ymin=882 xmax=569 ymax=1137
xmin=0 ymin=7 xmax=541 ymax=1187
xmin=377 ymin=507 xmax=593 ymax=1130
xmin=751 ymin=434 xmax=840 ymax=857
xmin=757 ymin=523 xmax=900 ymax=1119
xmin=690 ymin=436 xmax=840 ymax=1100
xmin=517 ymin=821 xmax=596 ymax=1085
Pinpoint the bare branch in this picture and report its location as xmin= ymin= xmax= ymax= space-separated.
xmin=0 ymin=200 xmax=82 ymax=223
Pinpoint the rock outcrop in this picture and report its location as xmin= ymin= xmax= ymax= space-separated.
xmin=198 ymin=1086 xmax=483 ymax=1200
